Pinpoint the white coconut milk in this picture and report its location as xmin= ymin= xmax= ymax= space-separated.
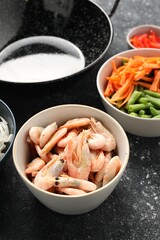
xmin=0 ymin=53 xmax=85 ymax=83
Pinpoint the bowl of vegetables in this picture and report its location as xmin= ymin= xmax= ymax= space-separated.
xmin=12 ymin=104 xmax=129 ymax=215
xmin=97 ymin=48 xmax=160 ymax=137
xmin=127 ymin=24 xmax=160 ymax=49
xmin=0 ymin=100 xmax=16 ymax=163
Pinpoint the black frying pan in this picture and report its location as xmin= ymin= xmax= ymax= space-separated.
xmin=0 ymin=0 xmax=120 ymax=84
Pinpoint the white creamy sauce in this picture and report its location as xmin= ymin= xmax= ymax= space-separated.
xmin=0 ymin=53 xmax=85 ymax=83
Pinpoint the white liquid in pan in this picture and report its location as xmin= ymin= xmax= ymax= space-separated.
xmin=0 ymin=36 xmax=85 ymax=83
xmin=0 ymin=53 xmax=85 ymax=83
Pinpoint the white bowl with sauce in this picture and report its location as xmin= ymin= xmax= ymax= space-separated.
xmin=12 ymin=104 xmax=129 ymax=215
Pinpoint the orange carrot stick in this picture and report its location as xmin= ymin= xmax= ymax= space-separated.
xmin=150 ymin=70 xmax=160 ymax=92
xmin=119 ymin=85 xmax=134 ymax=108
xmin=111 ymin=60 xmax=117 ymax=73
xmin=143 ymin=63 xmax=160 ymax=69
xmin=134 ymin=81 xmax=151 ymax=89
xmin=134 ymin=70 xmax=146 ymax=81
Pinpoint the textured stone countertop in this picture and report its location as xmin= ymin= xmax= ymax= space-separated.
xmin=0 ymin=0 xmax=160 ymax=239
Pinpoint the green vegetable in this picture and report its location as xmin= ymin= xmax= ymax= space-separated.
xmin=143 ymin=89 xmax=160 ymax=98
xmin=128 ymin=103 xmax=152 ymax=113
xmin=153 ymin=115 xmax=160 ymax=118
xmin=129 ymin=112 xmax=139 ymax=117
xmin=150 ymin=107 xmax=160 ymax=116
xmin=126 ymin=90 xmax=142 ymax=108
xmin=138 ymin=97 xmax=149 ymax=104
xmin=139 ymin=110 xmax=146 ymax=116
xmin=145 ymin=95 xmax=160 ymax=108
xmin=117 ymin=85 xmax=160 ymax=118
xmin=139 ymin=115 xmax=152 ymax=118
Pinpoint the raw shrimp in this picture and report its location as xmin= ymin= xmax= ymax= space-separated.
xmin=29 ymin=126 xmax=44 ymax=145
xmin=90 ymin=150 xmax=105 ymax=172
xmin=87 ymin=132 xmax=106 ymax=150
xmin=64 ymin=130 xmax=91 ymax=180
xmin=39 ymin=122 xmax=57 ymax=148
xmin=50 ymin=176 xmax=97 ymax=192
xmin=90 ymin=118 xmax=116 ymax=152
xmin=60 ymin=118 xmax=90 ymax=130
xmin=35 ymin=144 xmax=54 ymax=163
xmin=25 ymin=157 xmax=45 ymax=175
xmin=103 ymin=155 xmax=121 ymax=186
xmin=34 ymin=155 xmax=66 ymax=190
xmin=57 ymin=129 xmax=78 ymax=148
xmin=41 ymin=127 xmax=67 ymax=155
xmin=95 ymin=152 xmax=112 ymax=183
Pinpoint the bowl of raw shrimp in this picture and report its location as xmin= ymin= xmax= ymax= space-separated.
xmin=97 ymin=48 xmax=160 ymax=137
xmin=0 ymin=99 xmax=16 ymax=164
xmin=12 ymin=104 xmax=129 ymax=215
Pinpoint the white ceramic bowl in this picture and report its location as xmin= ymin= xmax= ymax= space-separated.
xmin=127 ymin=24 xmax=160 ymax=49
xmin=97 ymin=48 xmax=160 ymax=137
xmin=12 ymin=104 xmax=129 ymax=215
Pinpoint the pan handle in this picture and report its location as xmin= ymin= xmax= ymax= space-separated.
xmin=109 ymin=0 xmax=121 ymax=17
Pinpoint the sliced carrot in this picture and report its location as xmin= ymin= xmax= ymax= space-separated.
xmin=111 ymin=60 xmax=117 ymax=73
xmin=134 ymin=81 xmax=151 ymax=89
xmin=119 ymin=85 xmax=134 ymax=108
xmin=134 ymin=69 xmax=146 ymax=81
xmin=104 ymin=80 xmax=114 ymax=97
xmin=103 ymin=55 xmax=160 ymax=108
xmin=109 ymin=74 xmax=133 ymax=107
xmin=150 ymin=70 xmax=160 ymax=92
xmin=143 ymin=63 xmax=160 ymax=69
xmin=141 ymin=76 xmax=153 ymax=82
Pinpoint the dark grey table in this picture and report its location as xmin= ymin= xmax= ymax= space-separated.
xmin=0 ymin=0 xmax=160 ymax=239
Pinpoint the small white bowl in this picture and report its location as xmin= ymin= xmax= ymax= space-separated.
xmin=97 ymin=48 xmax=160 ymax=137
xmin=127 ymin=24 xmax=160 ymax=49
xmin=12 ymin=104 xmax=129 ymax=215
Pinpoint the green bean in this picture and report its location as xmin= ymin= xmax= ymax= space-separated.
xmin=129 ymin=112 xmax=139 ymax=117
xmin=128 ymin=103 xmax=152 ymax=113
xmin=153 ymin=115 xmax=160 ymax=118
xmin=138 ymin=97 xmax=149 ymax=104
xmin=145 ymin=95 xmax=160 ymax=108
xmin=139 ymin=114 xmax=152 ymax=118
xmin=126 ymin=90 xmax=142 ymax=108
xmin=150 ymin=107 xmax=160 ymax=116
xmin=144 ymin=89 xmax=160 ymax=98
xmin=139 ymin=110 xmax=146 ymax=116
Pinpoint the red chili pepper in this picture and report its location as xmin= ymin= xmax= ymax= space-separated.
xmin=130 ymin=36 xmax=144 ymax=48
xmin=130 ymin=30 xmax=160 ymax=49
xmin=149 ymin=41 xmax=160 ymax=48
xmin=142 ymin=37 xmax=152 ymax=48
